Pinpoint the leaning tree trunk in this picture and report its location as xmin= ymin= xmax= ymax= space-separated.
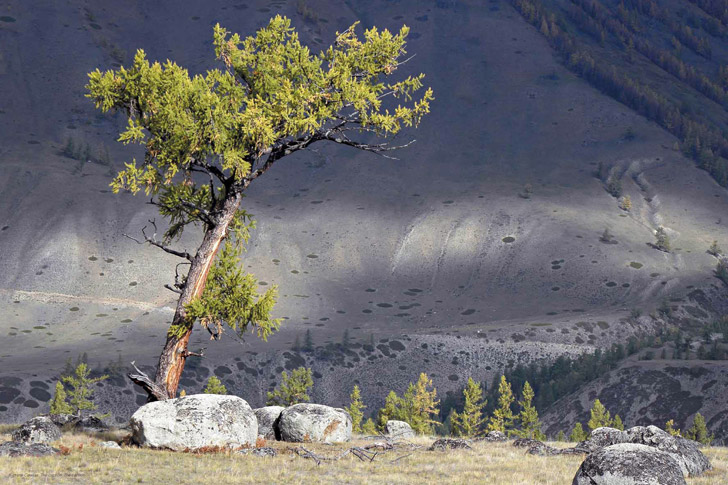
xmin=131 ymin=192 xmax=242 ymax=401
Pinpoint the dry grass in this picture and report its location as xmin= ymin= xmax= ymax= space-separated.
xmin=0 ymin=432 xmax=726 ymax=484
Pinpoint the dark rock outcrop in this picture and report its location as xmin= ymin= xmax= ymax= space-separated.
xmin=0 ymin=441 xmax=59 ymax=457
xmin=11 ymin=416 xmax=61 ymax=445
xmin=572 ymin=443 xmax=686 ymax=485
xmin=429 ymin=438 xmax=472 ymax=451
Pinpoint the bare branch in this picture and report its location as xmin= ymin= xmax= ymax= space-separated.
xmin=164 ymin=284 xmax=182 ymax=294
xmin=123 ymin=220 xmax=193 ymax=261
xmin=128 ymin=361 xmax=168 ymax=402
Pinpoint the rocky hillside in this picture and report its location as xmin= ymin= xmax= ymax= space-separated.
xmin=0 ymin=0 xmax=727 ymax=437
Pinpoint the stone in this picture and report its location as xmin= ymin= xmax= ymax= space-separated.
xmin=98 ymin=441 xmax=121 ymax=449
xmin=576 ymin=427 xmax=627 ymax=453
xmin=475 ymin=430 xmax=507 ymax=442
xmin=572 ymin=443 xmax=686 ymax=485
xmin=0 ymin=441 xmax=59 ymax=457
xmin=130 ymin=394 xmax=257 ymax=451
xmin=385 ymin=420 xmax=415 ymax=439
xmin=624 ymin=426 xmax=711 ymax=477
xmin=239 ymin=447 xmax=277 ymax=457
xmin=278 ymin=404 xmax=352 ymax=443
xmin=49 ymin=413 xmax=77 ymax=428
xmin=254 ymin=406 xmax=284 ymax=440
xmin=11 ymin=416 xmax=62 ymax=445
xmin=75 ymin=415 xmax=108 ymax=432
xmin=429 ymin=438 xmax=471 ymax=451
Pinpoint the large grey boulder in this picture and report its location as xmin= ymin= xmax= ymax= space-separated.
xmin=573 ymin=443 xmax=686 ymax=485
xmin=130 ymin=394 xmax=257 ymax=451
xmin=385 ymin=420 xmax=415 ymax=439
xmin=0 ymin=441 xmax=60 ymax=457
xmin=575 ymin=425 xmax=710 ymax=477
xmin=12 ymin=417 xmax=62 ymax=445
xmin=278 ymin=404 xmax=352 ymax=443
xmin=254 ymin=406 xmax=284 ymax=440
xmin=625 ymin=426 xmax=711 ymax=477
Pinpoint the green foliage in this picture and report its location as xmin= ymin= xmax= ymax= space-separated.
xmin=182 ymin=230 xmax=280 ymax=341
xmin=685 ymin=413 xmax=713 ymax=445
xmin=203 ymin=376 xmax=228 ymax=394
xmin=266 ymin=367 xmax=313 ymax=406
xmin=665 ymin=419 xmax=681 ymax=437
xmin=569 ymin=422 xmax=589 ymax=442
xmin=708 ymin=240 xmax=723 ymax=257
xmin=655 ymin=226 xmax=671 ymax=252
xmin=49 ymin=381 xmax=73 ymax=415
xmin=606 ymin=176 xmax=622 ymax=197
xmin=612 ymin=414 xmax=624 ymax=431
xmin=556 ymin=430 xmax=566 ymax=442
xmin=347 ymin=385 xmax=366 ymax=433
xmin=377 ymin=374 xmax=440 ymax=435
xmin=450 ymin=377 xmax=487 ymax=438
xmin=61 ymin=363 xmax=108 ymax=416
xmin=487 ymin=376 xmax=515 ymax=433
xmin=87 ymin=16 xmax=432 ymax=201
xmin=587 ymin=399 xmax=612 ymax=431
xmin=361 ymin=418 xmax=377 ymax=435
xmin=513 ymin=381 xmax=545 ymax=440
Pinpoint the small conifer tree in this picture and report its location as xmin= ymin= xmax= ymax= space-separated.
xmin=450 ymin=377 xmax=487 ymax=437
xmin=665 ymin=419 xmax=681 ymax=437
xmin=618 ymin=195 xmax=632 ymax=211
xmin=600 ymin=228 xmax=614 ymax=243
xmin=708 ymin=240 xmax=723 ymax=257
xmin=514 ymin=381 xmax=545 ymax=439
xmin=685 ymin=413 xmax=713 ymax=445
xmin=556 ymin=430 xmax=566 ymax=442
xmin=377 ymin=390 xmax=402 ymax=429
xmin=361 ymin=418 xmax=377 ymax=435
xmin=347 ymin=385 xmax=366 ymax=433
xmin=569 ymin=422 xmax=588 ymax=442
xmin=203 ymin=376 xmax=228 ymax=394
xmin=403 ymin=373 xmax=440 ymax=435
xmin=487 ymin=375 xmax=515 ymax=433
xmin=62 ymin=137 xmax=76 ymax=159
xmin=62 ymin=363 xmax=108 ymax=416
xmin=655 ymin=226 xmax=671 ymax=252
xmin=587 ymin=399 xmax=612 ymax=431
xmin=613 ymin=414 xmax=624 ymax=431
xmin=303 ymin=329 xmax=314 ymax=352
xmin=266 ymin=367 xmax=313 ymax=406
xmin=715 ymin=258 xmax=728 ymax=286
xmin=49 ymin=381 xmax=74 ymax=415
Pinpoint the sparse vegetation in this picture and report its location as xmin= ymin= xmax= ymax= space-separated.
xmin=346 ymin=385 xmax=366 ymax=434
xmin=654 ymin=226 xmax=671 ymax=252
xmin=686 ymin=412 xmax=714 ymax=445
xmin=266 ymin=367 xmax=314 ymax=406
xmin=600 ymin=228 xmax=614 ymax=243
xmin=377 ymin=373 xmax=440 ymax=435
xmin=487 ymin=375 xmax=515 ymax=434
xmin=618 ymin=195 xmax=632 ymax=211
xmin=202 ymin=376 xmax=227 ymax=395
xmin=57 ymin=363 xmax=108 ymax=416
xmin=450 ymin=377 xmax=487 ymax=438
xmin=708 ymin=240 xmax=723 ymax=258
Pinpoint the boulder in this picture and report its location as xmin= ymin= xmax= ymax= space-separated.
xmin=239 ymin=447 xmax=277 ymax=457
xmin=478 ymin=430 xmax=507 ymax=442
xmin=49 ymin=413 xmax=77 ymax=428
xmin=577 ymin=427 xmax=627 ymax=453
xmin=99 ymin=441 xmax=121 ymax=449
xmin=130 ymin=394 xmax=257 ymax=451
xmin=385 ymin=420 xmax=415 ymax=439
xmin=0 ymin=441 xmax=59 ymax=457
xmin=513 ymin=439 xmax=561 ymax=456
xmin=75 ymin=415 xmax=108 ymax=432
xmin=11 ymin=417 xmax=62 ymax=445
xmin=572 ymin=443 xmax=686 ymax=485
xmin=430 ymin=438 xmax=471 ymax=451
xmin=254 ymin=406 xmax=284 ymax=440
xmin=624 ymin=426 xmax=711 ymax=477
xmin=278 ymin=404 xmax=352 ymax=443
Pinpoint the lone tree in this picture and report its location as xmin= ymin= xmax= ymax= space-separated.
xmin=86 ymin=16 xmax=432 ymax=401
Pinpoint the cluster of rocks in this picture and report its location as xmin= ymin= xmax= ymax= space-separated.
xmin=0 ymin=413 xmax=118 ymax=457
xmin=512 ymin=426 xmax=711 ymax=484
xmin=129 ymin=394 xmax=354 ymax=450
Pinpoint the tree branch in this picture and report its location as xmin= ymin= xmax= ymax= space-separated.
xmin=128 ymin=361 xmax=168 ymax=402
xmin=123 ymin=220 xmax=193 ymax=261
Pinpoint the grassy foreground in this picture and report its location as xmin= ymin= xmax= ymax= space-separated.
xmin=0 ymin=429 xmax=726 ymax=484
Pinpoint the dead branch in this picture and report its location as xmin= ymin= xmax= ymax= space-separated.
xmin=123 ymin=220 xmax=193 ymax=262
xmin=127 ymin=361 xmax=168 ymax=402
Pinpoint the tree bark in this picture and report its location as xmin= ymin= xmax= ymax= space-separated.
xmin=149 ymin=191 xmax=242 ymax=400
